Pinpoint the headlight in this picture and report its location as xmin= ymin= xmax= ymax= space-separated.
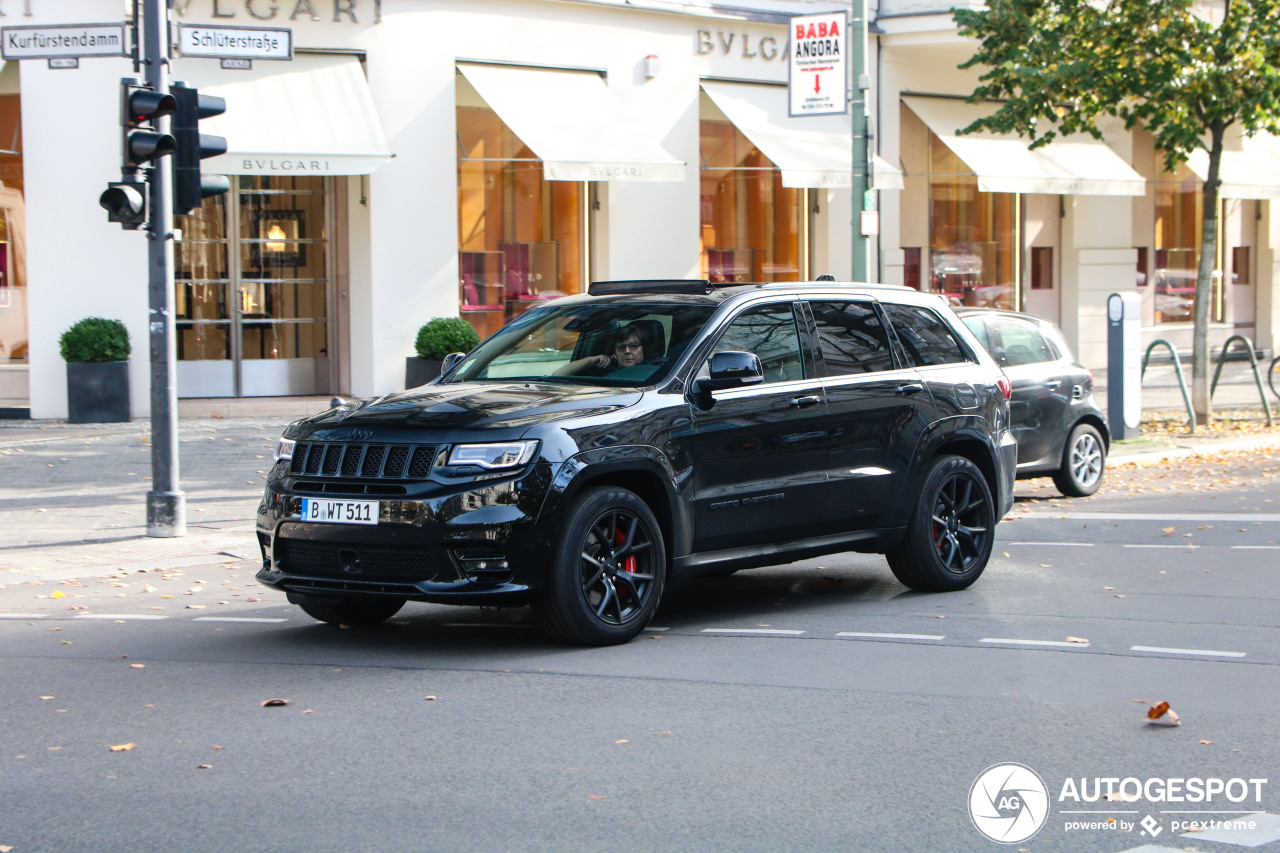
xmin=273 ymin=437 xmax=296 ymax=462
xmin=447 ymin=440 xmax=539 ymax=470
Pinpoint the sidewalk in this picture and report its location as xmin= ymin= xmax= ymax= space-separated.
xmin=0 ymin=391 xmax=1276 ymax=587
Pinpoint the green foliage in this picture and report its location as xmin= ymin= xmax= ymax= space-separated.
xmin=955 ymin=0 xmax=1280 ymax=171
xmin=414 ymin=317 xmax=480 ymax=360
xmin=59 ymin=317 xmax=131 ymax=363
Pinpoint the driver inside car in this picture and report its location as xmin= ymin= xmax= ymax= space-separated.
xmin=555 ymin=323 xmax=649 ymax=376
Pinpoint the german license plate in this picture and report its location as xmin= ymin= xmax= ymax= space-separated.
xmin=300 ymin=498 xmax=379 ymax=525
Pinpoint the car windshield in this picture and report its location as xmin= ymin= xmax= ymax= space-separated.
xmin=445 ymin=299 xmax=718 ymax=387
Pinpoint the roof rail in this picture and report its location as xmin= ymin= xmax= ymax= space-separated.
xmin=588 ymin=279 xmax=719 ymax=296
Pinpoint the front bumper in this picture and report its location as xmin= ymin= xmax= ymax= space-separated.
xmin=255 ymin=462 xmax=559 ymax=605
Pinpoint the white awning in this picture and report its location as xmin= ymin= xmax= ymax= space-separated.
xmin=1188 ymin=133 xmax=1280 ymax=199
xmin=172 ymin=53 xmax=392 ymax=176
xmin=903 ymin=96 xmax=1145 ymax=196
xmin=458 ymin=63 xmax=684 ymax=182
xmin=700 ymin=80 xmax=903 ymax=190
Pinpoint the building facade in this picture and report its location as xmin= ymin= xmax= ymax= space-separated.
xmin=3 ymin=0 xmax=1277 ymax=418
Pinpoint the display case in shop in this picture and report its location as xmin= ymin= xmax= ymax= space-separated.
xmin=459 ymin=250 xmax=506 ymax=339
xmin=499 ymin=241 xmax=560 ymax=317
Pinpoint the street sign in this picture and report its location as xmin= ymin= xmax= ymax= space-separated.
xmin=1 ymin=23 xmax=127 ymax=60
xmin=788 ymin=11 xmax=848 ymax=117
xmin=176 ymin=24 xmax=292 ymax=61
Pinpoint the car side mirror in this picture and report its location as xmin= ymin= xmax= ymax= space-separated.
xmin=693 ymin=351 xmax=764 ymax=398
xmin=441 ymin=352 xmax=467 ymax=375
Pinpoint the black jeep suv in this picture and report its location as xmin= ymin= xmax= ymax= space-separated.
xmin=257 ymin=280 xmax=1017 ymax=645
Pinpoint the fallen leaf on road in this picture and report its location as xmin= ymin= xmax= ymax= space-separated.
xmin=425 ymin=696 xmax=437 ymax=701
xmin=50 ymin=590 xmax=65 ymax=599
xmin=197 ymin=764 xmax=213 ymax=770
xmin=1105 ymin=790 xmax=1142 ymax=802
xmin=39 ymin=696 xmax=53 ymax=700
xmin=615 ymin=739 xmax=629 ymax=744
xmin=129 ymin=664 xmax=145 ymax=669
xmin=108 ymin=743 xmax=136 ymax=752
xmin=186 ymin=604 xmax=206 ymax=610
xmin=1161 ymin=527 xmax=1176 ymax=535
xmin=1147 ymin=701 xmax=1182 ymax=726
xmin=1113 ymin=594 xmax=1126 ymax=598
xmin=1065 ymin=637 xmax=1088 ymax=644
xmin=1200 ymin=740 xmax=1213 ymax=745
xmin=261 ymin=698 xmax=289 ymax=707
xmin=1104 ymin=586 xmax=1115 ymax=590
xmin=587 ymin=795 xmax=606 ymax=800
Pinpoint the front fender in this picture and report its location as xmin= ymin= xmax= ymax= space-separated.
xmin=538 ymin=445 xmax=691 ymax=559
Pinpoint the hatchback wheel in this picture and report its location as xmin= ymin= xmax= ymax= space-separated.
xmin=887 ymin=454 xmax=994 ymax=592
xmin=534 ymin=486 xmax=666 ymax=646
xmin=1053 ymin=423 xmax=1105 ymax=497
xmin=296 ymin=596 xmax=405 ymax=626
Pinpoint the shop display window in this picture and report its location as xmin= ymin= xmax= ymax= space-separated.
xmin=0 ymin=94 xmax=26 ymax=366
xmin=1152 ymin=164 xmax=1223 ymax=324
xmin=699 ymin=118 xmax=801 ymax=283
xmin=456 ymin=98 xmax=582 ymax=341
xmin=900 ymin=104 xmax=1018 ymax=311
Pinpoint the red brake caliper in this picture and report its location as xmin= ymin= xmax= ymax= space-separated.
xmin=615 ymin=529 xmax=637 ymax=573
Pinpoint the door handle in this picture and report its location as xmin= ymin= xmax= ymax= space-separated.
xmin=1044 ymin=380 xmax=1062 ymax=390
xmin=895 ymin=382 xmax=925 ymax=396
xmin=789 ymin=395 xmax=822 ymax=408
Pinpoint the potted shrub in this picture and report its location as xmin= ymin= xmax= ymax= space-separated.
xmin=59 ymin=317 xmax=132 ymax=423
xmin=406 ymin=317 xmax=480 ymax=387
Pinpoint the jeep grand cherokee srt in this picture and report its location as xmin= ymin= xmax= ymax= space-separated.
xmin=257 ymin=280 xmax=1017 ymax=645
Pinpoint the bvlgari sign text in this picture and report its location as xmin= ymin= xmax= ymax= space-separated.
xmin=172 ymin=0 xmax=381 ymax=24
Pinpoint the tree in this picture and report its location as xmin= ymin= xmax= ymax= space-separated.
xmin=953 ymin=0 xmax=1280 ymax=424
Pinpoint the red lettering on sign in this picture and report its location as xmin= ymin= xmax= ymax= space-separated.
xmin=795 ymin=25 xmax=805 ymax=39
xmin=830 ymin=20 xmax=840 ymax=36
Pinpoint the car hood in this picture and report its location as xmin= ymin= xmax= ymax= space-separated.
xmin=294 ymin=381 xmax=644 ymax=435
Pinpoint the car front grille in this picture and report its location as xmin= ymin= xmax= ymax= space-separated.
xmin=289 ymin=442 xmax=439 ymax=482
xmin=277 ymin=539 xmax=445 ymax=582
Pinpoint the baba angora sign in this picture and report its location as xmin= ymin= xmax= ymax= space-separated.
xmin=788 ymin=11 xmax=847 ymax=117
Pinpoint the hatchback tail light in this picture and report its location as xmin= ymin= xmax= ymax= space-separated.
xmin=997 ymin=374 xmax=1013 ymax=400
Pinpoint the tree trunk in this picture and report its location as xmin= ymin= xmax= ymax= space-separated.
xmin=1192 ymin=121 xmax=1225 ymax=425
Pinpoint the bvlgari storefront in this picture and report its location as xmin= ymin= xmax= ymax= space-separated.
xmin=22 ymin=0 xmax=881 ymax=417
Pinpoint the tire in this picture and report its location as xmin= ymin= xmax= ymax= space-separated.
xmin=296 ymin=596 xmax=405 ymax=627
xmin=886 ymin=455 xmax=995 ymax=592
xmin=1052 ymin=423 xmax=1106 ymax=497
xmin=533 ymin=486 xmax=666 ymax=646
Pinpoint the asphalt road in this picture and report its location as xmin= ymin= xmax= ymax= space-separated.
xmin=1 ymin=452 xmax=1278 ymax=853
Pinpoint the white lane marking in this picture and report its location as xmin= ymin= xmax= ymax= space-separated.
xmin=1123 ymin=544 xmax=1199 ymax=549
xmin=193 ymin=617 xmax=288 ymax=623
xmin=981 ymin=638 xmax=1090 ymax=648
xmin=1007 ymin=542 xmax=1094 ymax=547
xmin=1130 ymin=645 xmax=1246 ymax=658
xmin=701 ymin=628 xmax=805 ymax=636
xmin=835 ymin=632 xmax=945 ymax=641
xmin=1017 ymin=511 xmax=1280 ymax=522
xmin=1232 ymin=545 xmax=1280 ymax=550
xmin=73 ymin=614 xmax=169 ymax=621
xmin=0 ymin=614 xmax=48 ymax=619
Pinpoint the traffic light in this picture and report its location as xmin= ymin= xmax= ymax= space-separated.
xmin=99 ymin=180 xmax=147 ymax=230
xmin=170 ymin=83 xmax=230 ymax=215
xmin=121 ymin=78 xmax=176 ymax=169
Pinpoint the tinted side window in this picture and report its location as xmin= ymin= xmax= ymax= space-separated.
xmin=711 ymin=303 xmax=804 ymax=384
xmin=992 ymin=318 xmax=1054 ymax=366
xmin=882 ymin=304 xmax=970 ymax=367
xmin=810 ymin=301 xmax=895 ymax=376
xmin=961 ymin=316 xmax=992 ymax=354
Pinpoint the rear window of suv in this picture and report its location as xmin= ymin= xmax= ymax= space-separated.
xmin=881 ymin=303 xmax=971 ymax=367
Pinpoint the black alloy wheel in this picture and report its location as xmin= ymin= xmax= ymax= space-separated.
xmin=887 ymin=454 xmax=995 ymax=592
xmin=535 ymin=486 xmax=666 ymax=646
xmin=1053 ymin=423 xmax=1106 ymax=497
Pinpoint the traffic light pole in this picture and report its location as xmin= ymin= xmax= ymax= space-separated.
xmin=142 ymin=0 xmax=185 ymax=537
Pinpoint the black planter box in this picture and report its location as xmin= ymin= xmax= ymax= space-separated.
xmin=405 ymin=357 xmax=442 ymax=388
xmin=67 ymin=361 xmax=131 ymax=423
